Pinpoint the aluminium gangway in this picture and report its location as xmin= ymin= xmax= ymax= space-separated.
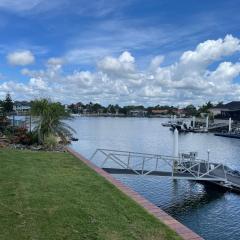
xmin=90 ymin=148 xmax=240 ymax=191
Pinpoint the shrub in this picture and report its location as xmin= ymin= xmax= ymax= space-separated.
xmin=10 ymin=127 xmax=30 ymax=145
xmin=43 ymin=134 xmax=58 ymax=150
xmin=7 ymin=127 xmax=38 ymax=145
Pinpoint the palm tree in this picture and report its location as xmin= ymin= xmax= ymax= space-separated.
xmin=31 ymin=99 xmax=75 ymax=144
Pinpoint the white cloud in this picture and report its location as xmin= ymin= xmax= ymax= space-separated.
xmin=66 ymin=71 xmax=95 ymax=87
xmin=98 ymin=51 xmax=135 ymax=74
xmin=29 ymin=77 xmax=48 ymax=90
xmin=65 ymin=48 xmax=112 ymax=64
xmin=2 ymin=35 xmax=240 ymax=106
xmin=149 ymin=55 xmax=165 ymax=70
xmin=47 ymin=57 xmax=64 ymax=66
xmin=180 ymin=34 xmax=240 ymax=67
xmin=7 ymin=50 xmax=35 ymax=66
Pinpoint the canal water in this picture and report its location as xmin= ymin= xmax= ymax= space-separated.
xmin=69 ymin=117 xmax=240 ymax=240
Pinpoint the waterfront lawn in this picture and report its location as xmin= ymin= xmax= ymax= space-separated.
xmin=0 ymin=149 xmax=181 ymax=240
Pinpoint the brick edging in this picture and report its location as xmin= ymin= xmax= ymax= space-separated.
xmin=66 ymin=147 xmax=204 ymax=240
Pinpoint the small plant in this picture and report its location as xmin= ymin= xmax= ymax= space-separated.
xmin=43 ymin=134 xmax=58 ymax=150
xmin=11 ymin=127 xmax=31 ymax=145
xmin=7 ymin=127 xmax=38 ymax=145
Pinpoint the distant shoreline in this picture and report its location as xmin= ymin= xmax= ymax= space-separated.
xmin=71 ymin=113 xmax=174 ymax=118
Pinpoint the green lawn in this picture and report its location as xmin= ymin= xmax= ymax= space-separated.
xmin=0 ymin=149 xmax=181 ymax=240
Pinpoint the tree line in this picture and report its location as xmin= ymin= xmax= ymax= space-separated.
xmin=68 ymin=101 xmax=222 ymax=116
xmin=0 ymin=93 xmax=223 ymax=117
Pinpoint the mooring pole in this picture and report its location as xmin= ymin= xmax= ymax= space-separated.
xmin=173 ymin=128 xmax=179 ymax=157
xmin=207 ymin=149 xmax=210 ymax=172
xmin=172 ymin=128 xmax=179 ymax=177
xmin=173 ymin=115 xmax=176 ymax=123
xmin=192 ymin=116 xmax=196 ymax=128
xmin=229 ymin=117 xmax=232 ymax=132
xmin=206 ymin=116 xmax=209 ymax=130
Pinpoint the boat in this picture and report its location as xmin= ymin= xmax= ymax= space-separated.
xmin=70 ymin=137 xmax=79 ymax=141
xmin=169 ymin=121 xmax=191 ymax=132
xmin=161 ymin=122 xmax=172 ymax=127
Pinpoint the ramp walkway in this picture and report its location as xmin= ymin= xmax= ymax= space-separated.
xmin=91 ymin=149 xmax=240 ymax=191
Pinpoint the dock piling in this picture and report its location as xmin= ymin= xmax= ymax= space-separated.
xmin=173 ymin=128 xmax=179 ymax=157
xmin=229 ymin=118 xmax=232 ymax=132
xmin=192 ymin=116 xmax=196 ymax=128
xmin=206 ymin=116 xmax=209 ymax=130
xmin=173 ymin=115 xmax=176 ymax=123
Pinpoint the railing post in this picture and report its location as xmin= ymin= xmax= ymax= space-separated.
xmin=142 ymin=157 xmax=145 ymax=175
xmin=198 ymin=163 xmax=200 ymax=177
xmin=101 ymin=154 xmax=110 ymax=168
xmin=155 ymin=157 xmax=159 ymax=171
xmin=90 ymin=149 xmax=98 ymax=161
xmin=223 ymin=164 xmax=227 ymax=181
xmin=127 ymin=152 xmax=130 ymax=169
xmin=207 ymin=150 xmax=210 ymax=172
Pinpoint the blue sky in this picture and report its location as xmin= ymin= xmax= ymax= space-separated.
xmin=0 ymin=0 xmax=240 ymax=106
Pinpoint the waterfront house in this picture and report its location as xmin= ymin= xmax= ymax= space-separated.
xmin=70 ymin=102 xmax=84 ymax=113
xmin=220 ymin=101 xmax=240 ymax=120
xmin=209 ymin=101 xmax=240 ymax=120
xmin=13 ymin=101 xmax=31 ymax=115
xmin=174 ymin=109 xmax=186 ymax=117
xmin=129 ymin=109 xmax=147 ymax=117
xmin=209 ymin=107 xmax=227 ymax=116
xmin=151 ymin=109 xmax=168 ymax=115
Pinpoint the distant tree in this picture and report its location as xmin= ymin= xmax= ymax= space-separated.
xmin=206 ymin=101 xmax=213 ymax=109
xmin=68 ymin=104 xmax=77 ymax=114
xmin=85 ymin=102 xmax=94 ymax=113
xmin=167 ymin=106 xmax=178 ymax=115
xmin=2 ymin=93 xmax=13 ymax=114
xmin=146 ymin=107 xmax=154 ymax=115
xmin=119 ymin=106 xmax=133 ymax=115
xmin=216 ymin=101 xmax=224 ymax=107
xmin=0 ymin=100 xmax=3 ymax=112
xmin=92 ymin=103 xmax=103 ymax=113
xmin=184 ymin=104 xmax=197 ymax=116
xmin=198 ymin=101 xmax=213 ymax=114
xmin=107 ymin=104 xmax=116 ymax=114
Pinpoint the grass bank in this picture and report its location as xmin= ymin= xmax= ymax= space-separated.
xmin=0 ymin=149 xmax=181 ymax=240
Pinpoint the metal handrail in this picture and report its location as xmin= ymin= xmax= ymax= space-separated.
xmin=92 ymin=148 xmax=208 ymax=163
xmin=90 ymin=148 xmax=228 ymax=182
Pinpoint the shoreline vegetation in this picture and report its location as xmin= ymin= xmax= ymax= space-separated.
xmin=0 ymin=148 xmax=182 ymax=240
xmin=0 ymin=97 xmax=75 ymax=150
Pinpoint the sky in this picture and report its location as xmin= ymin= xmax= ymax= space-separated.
xmin=0 ymin=0 xmax=240 ymax=106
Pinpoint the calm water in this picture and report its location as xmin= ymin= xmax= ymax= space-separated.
xmin=69 ymin=117 xmax=240 ymax=240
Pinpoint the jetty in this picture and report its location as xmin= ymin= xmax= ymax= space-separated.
xmin=215 ymin=132 xmax=240 ymax=139
xmin=91 ymin=129 xmax=240 ymax=192
xmin=162 ymin=115 xmax=240 ymax=134
xmin=214 ymin=117 xmax=240 ymax=139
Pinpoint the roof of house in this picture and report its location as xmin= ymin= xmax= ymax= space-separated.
xmin=210 ymin=101 xmax=240 ymax=111
xmin=223 ymin=101 xmax=240 ymax=110
xmin=151 ymin=109 xmax=168 ymax=113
